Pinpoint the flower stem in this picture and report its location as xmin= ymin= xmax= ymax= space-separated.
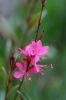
xmin=5 ymin=76 xmax=12 ymax=100
xmin=35 ymin=0 xmax=45 ymax=41
xmin=13 ymin=77 xmax=24 ymax=100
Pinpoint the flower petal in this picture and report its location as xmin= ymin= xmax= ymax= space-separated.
xmin=13 ymin=71 xmax=23 ymax=78
xmin=16 ymin=62 xmax=23 ymax=71
xmin=38 ymin=46 xmax=49 ymax=55
xmin=31 ymin=55 xmax=40 ymax=64
xmin=37 ymin=40 xmax=42 ymax=47
xmin=35 ymin=64 xmax=41 ymax=72
xmin=19 ymin=48 xmax=27 ymax=56
xmin=26 ymin=44 xmax=32 ymax=55
xmin=28 ymin=65 xmax=40 ymax=74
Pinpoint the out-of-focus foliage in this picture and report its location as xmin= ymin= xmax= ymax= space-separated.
xmin=0 ymin=0 xmax=66 ymax=100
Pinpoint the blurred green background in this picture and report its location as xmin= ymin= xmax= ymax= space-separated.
xmin=0 ymin=0 xmax=66 ymax=100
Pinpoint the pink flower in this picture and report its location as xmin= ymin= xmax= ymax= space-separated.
xmin=13 ymin=40 xmax=49 ymax=79
xmin=13 ymin=59 xmax=42 ymax=79
xmin=19 ymin=40 xmax=48 ymax=64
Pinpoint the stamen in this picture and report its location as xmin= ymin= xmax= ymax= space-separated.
xmin=51 ymin=64 xmax=53 ymax=69
xmin=40 ymin=65 xmax=48 ymax=68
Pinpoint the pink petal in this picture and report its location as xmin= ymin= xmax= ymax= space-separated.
xmin=35 ymin=64 xmax=41 ymax=72
xmin=26 ymin=44 xmax=36 ymax=56
xmin=32 ymin=41 xmax=36 ymax=47
xmin=26 ymin=44 xmax=31 ymax=51
xmin=13 ymin=71 xmax=23 ymax=78
xmin=28 ymin=65 xmax=40 ymax=74
xmin=31 ymin=55 xmax=40 ymax=64
xmin=35 ymin=56 xmax=40 ymax=63
xmin=19 ymin=48 xmax=27 ymax=56
xmin=26 ymin=44 xmax=32 ymax=55
xmin=16 ymin=62 xmax=23 ymax=71
xmin=37 ymin=40 xmax=42 ymax=47
xmin=38 ymin=46 xmax=49 ymax=55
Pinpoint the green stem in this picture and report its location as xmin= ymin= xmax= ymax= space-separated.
xmin=13 ymin=77 xmax=24 ymax=100
xmin=35 ymin=1 xmax=45 ymax=41
xmin=5 ymin=76 xmax=12 ymax=100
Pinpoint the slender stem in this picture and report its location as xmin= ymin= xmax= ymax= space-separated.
xmin=5 ymin=76 xmax=12 ymax=100
xmin=35 ymin=1 xmax=45 ymax=41
xmin=13 ymin=77 xmax=24 ymax=100
xmin=38 ymin=31 xmax=44 ymax=40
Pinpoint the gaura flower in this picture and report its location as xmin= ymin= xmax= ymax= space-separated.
xmin=13 ymin=59 xmax=44 ymax=78
xmin=13 ymin=40 xmax=49 ymax=79
xmin=19 ymin=40 xmax=48 ymax=64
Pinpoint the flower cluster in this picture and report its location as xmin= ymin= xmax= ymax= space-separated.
xmin=13 ymin=40 xmax=48 ymax=79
